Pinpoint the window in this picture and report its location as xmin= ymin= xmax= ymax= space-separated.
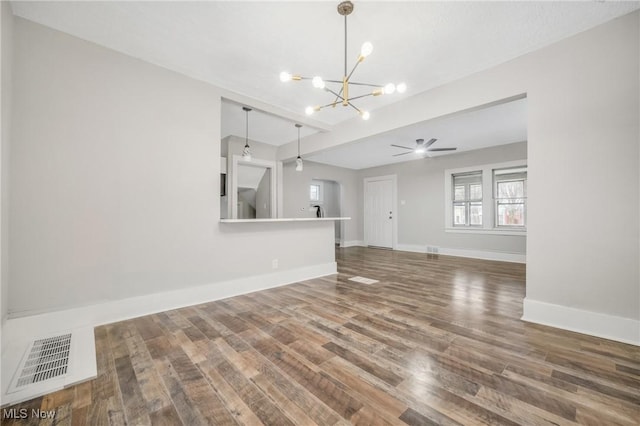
xmin=452 ymin=172 xmax=482 ymax=226
xmin=445 ymin=161 xmax=527 ymax=234
xmin=494 ymin=167 xmax=527 ymax=227
xmin=310 ymin=183 xmax=321 ymax=202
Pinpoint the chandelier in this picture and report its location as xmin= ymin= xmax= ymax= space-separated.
xmin=279 ymin=1 xmax=406 ymax=120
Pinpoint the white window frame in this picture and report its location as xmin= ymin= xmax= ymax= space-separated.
xmin=444 ymin=160 xmax=527 ymax=236
xmin=494 ymin=170 xmax=527 ymax=229
xmin=452 ymin=172 xmax=483 ymax=228
xmin=309 ymin=181 xmax=323 ymax=204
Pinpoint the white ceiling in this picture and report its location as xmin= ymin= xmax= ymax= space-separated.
xmin=307 ymin=97 xmax=528 ymax=169
xmin=221 ymin=99 xmax=319 ymax=146
xmin=11 ymin=1 xmax=639 ymax=168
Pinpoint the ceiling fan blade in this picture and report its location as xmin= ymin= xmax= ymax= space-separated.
xmin=392 ymin=151 xmax=413 ymax=157
xmin=428 ymin=147 xmax=457 ymax=152
xmin=391 ymin=144 xmax=414 ymax=150
xmin=424 ymin=138 xmax=438 ymax=149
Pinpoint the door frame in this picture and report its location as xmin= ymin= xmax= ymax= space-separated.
xmin=363 ymin=174 xmax=398 ymax=250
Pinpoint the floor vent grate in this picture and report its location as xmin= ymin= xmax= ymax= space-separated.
xmin=348 ymin=276 xmax=379 ymax=285
xmin=14 ymin=333 xmax=71 ymax=388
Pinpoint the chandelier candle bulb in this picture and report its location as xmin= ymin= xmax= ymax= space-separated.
xmin=384 ymin=83 xmax=396 ymax=94
xmin=312 ymin=76 xmax=325 ymax=89
xmin=358 ymin=41 xmax=373 ymax=62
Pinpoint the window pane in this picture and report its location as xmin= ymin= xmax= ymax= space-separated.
xmin=310 ymin=185 xmax=319 ymax=201
xmin=497 ymin=181 xmax=524 ymax=198
xmin=470 ymin=202 xmax=482 ymax=226
xmin=469 ymin=184 xmax=482 ymax=200
xmin=497 ymin=203 xmax=525 ymax=226
xmin=454 ymin=185 xmax=465 ymax=201
xmin=453 ymin=204 xmax=466 ymax=225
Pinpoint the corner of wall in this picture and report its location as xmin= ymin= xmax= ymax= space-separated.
xmin=1 ymin=0 xmax=15 ymax=331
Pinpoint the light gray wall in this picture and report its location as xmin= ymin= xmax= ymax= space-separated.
xmin=8 ymin=18 xmax=335 ymax=317
xmin=255 ymin=170 xmax=271 ymax=218
xmin=278 ymin=12 xmax=639 ymax=322
xmin=323 ymin=181 xmax=341 ymax=239
xmin=359 ymin=142 xmax=527 ymax=254
xmin=524 ymin=13 xmax=638 ymax=319
xmin=283 ymin=161 xmax=359 ymax=244
xmin=1 ymin=1 xmax=13 ymax=325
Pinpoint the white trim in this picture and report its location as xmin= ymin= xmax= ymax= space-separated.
xmin=341 ymin=240 xmax=364 ymax=248
xmin=230 ymin=155 xmax=277 ymax=219
xmin=220 ymin=217 xmax=350 ymax=224
xmin=1 ymin=262 xmax=336 ymax=406
xmin=440 ymin=247 xmax=525 ymax=263
xmin=395 ymin=244 xmax=526 ymax=263
xmin=395 ymin=244 xmax=428 ymax=253
xmin=363 ymin=174 xmax=398 ymax=250
xmin=445 ymin=228 xmax=526 ymax=236
xmin=522 ymin=298 xmax=640 ymax=346
xmin=3 ymin=262 xmax=336 ymax=344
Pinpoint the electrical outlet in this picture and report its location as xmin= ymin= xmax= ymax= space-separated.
xmin=272 ymin=259 xmax=279 ymax=269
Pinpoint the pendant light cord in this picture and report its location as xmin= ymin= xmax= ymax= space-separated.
xmin=245 ymin=109 xmax=249 ymax=146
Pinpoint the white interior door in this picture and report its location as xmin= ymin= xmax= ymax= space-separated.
xmin=364 ymin=177 xmax=394 ymax=248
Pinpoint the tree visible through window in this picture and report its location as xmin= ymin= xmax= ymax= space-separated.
xmin=494 ymin=168 xmax=527 ymax=227
xmin=453 ymin=172 xmax=482 ymax=226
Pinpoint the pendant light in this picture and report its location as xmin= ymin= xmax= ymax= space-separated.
xmin=242 ymin=106 xmax=252 ymax=161
xmin=295 ymin=124 xmax=303 ymax=172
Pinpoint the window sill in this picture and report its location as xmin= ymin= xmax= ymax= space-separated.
xmin=445 ymin=228 xmax=526 ymax=236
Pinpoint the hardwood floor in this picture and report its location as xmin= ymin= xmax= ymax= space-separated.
xmin=3 ymin=247 xmax=639 ymax=425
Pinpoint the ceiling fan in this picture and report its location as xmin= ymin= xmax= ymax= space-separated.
xmin=391 ymin=138 xmax=457 ymax=156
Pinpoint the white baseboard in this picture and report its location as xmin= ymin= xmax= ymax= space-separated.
xmin=522 ymin=298 xmax=640 ymax=346
xmin=395 ymin=244 xmax=526 ymax=263
xmin=3 ymin=262 xmax=336 ymax=345
xmin=395 ymin=244 xmax=428 ymax=253
xmin=341 ymin=240 xmax=364 ymax=248
xmin=1 ymin=262 xmax=337 ymax=404
xmin=440 ymin=247 xmax=525 ymax=263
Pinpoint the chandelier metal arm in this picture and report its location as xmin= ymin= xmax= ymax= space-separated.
xmin=347 ymin=102 xmax=362 ymax=113
xmin=345 ymin=59 xmax=362 ymax=83
xmin=344 ymin=81 xmax=383 ymax=88
xmin=346 ymin=92 xmax=376 ymax=102
xmin=324 ymin=87 xmax=345 ymax=101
